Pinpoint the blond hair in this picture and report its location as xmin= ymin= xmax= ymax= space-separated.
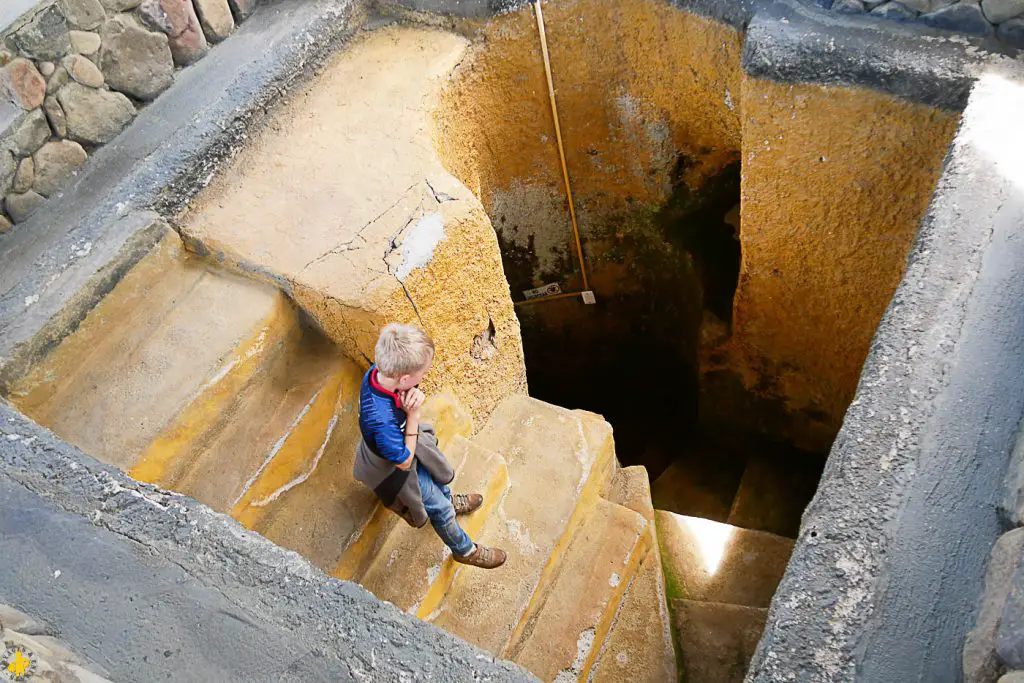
xmin=374 ymin=323 xmax=435 ymax=377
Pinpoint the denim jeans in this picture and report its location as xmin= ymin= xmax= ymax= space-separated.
xmin=417 ymin=462 xmax=474 ymax=557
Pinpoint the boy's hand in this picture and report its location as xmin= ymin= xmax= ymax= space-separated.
xmin=400 ymin=388 xmax=426 ymax=416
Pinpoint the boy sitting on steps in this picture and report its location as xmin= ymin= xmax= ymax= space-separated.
xmin=353 ymin=323 xmax=507 ymax=569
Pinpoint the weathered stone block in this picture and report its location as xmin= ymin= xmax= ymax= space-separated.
xmin=0 ymin=151 xmax=16 ymax=197
xmin=59 ymin=0 xmax=107 ymax=31
xmin=98 ymin=14 xmax=174 ymax=100
xmin=8 ymin=5 xmax=70 ymax=60
xmin=138 ymin=0 xmax=209 ymax=66
xmin=997 ymin=17 xmax=1024 ymax=45
xmin=871 ymin=1 xmax=920 ymax=17
xmin=9 ymin=109 xmax=52 ymax=157
xmin=32 ymin=140 xmax=88 ymax=196
xmin=56 ymin=82 xmax=136 ymax=145
xmin=1000 ymin=432 xmax=1024 ymax=528
xmin=964 ymin=528 xmax=1024 ymax=683
xmin=6 ymin=190 xmax=45 ymax=223
xmin=13 ymin=157 xmax=34 ymax=194
xmin=833 ymin=0 xmax=868 ymax=11
xmin=998 ymin=673 xmax=1024 ymax=683
xmin=69 ymin=30 xmax=102 ymax=58
xmin=62 ymin=54 xmax=104 ymax=88
xmin=228 ymin=0 xmax=257 ymax=21
xmin=193 ymin=0 xmax=235 ymax=42
xmin=9 ymin=5 xmax=71 ymax=61
xmin=42 ymin=96 xmax=68 ymax=138
xmin=982 ymin=0 xmax=1024 ymax=22
xmin=46 ymin=66 xmax=70 ymax=95
xmin=921 ymin=0 xmax=997 ymax=35
xmin=997 ymin=557 xmax=1024 ymax=671
xmin=1 ymin=58 xmax=47 ymax=110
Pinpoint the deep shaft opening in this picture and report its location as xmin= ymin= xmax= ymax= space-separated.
xmin=430 ymin=2 xmax=842 ymax=541
xmin=507 ymin=157 xmax=827 ymax=538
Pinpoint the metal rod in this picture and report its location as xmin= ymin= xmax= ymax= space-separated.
xmin=534 ymin=0 xmax=589 ymax=293
xmin=515 ymin=291 xmax=585 ymax=307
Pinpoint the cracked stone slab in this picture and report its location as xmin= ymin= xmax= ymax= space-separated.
xmin=179 ymin=25 xmax=527 ymax=425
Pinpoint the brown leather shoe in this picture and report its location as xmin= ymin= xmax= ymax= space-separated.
xmin=453 ymin=493 xmax=483 ymax=516
xmin=454 ymin=544 xmax=507 ymax=569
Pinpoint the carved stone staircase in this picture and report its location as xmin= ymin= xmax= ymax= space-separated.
xmin=6 ymin=231 xmax=679 ymax=682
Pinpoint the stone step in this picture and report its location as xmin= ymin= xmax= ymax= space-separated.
xmin=650 ymin=440 xmax=747 ymax=524
xmin=330 ymin=394 xmax=475 ymax=581
xmin=227 ymin=350 xmax=360 ymax=525
xmin=671 ymin=599 xmax=767 ymax=683
xmin=726 ymin=449 xmax=825 ymax=538
xmin=8 ymin=232 xmax=289 ymax=472
xmin=590 ymin=466 xmax=678 ymax=683
xmin=135 ymin=333 xmax=347 ymax=514
xmin=426 ymin=395 xmax=617 ymax=656
xmin=608 ymin=465 xmax=656 ymax=521
xmin=358 ymin=436 xmax=509 ymax=617
xmin=234 ymin=366 xmax=371 ymax=573
xmin=505 ymin=498 xmax=649 ymax=682
xmin=590 ymin=538 xmax=678 ymax=683
xmin=656 ymin=511 xmax=794 ymax=608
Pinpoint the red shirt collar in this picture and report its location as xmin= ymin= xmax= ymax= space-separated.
xmin=370 ymin=367 xmax=402 ymax=407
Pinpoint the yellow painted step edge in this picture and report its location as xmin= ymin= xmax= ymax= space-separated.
xmin=230 ymin=359 xmax=360 ymax=529
xmin=501 ymin=413 xmax=618 ymax=657
xmin=129 ymin=295 xmax=298 ymax=486
xmin=577 ymin=522 xmax=654 ymax=682
xmin=414 ymin=446 xmax=510 ymax=620
xmin=331 ymin=393 xmax=474 ymax=582
xmin=333 ymin=503 xmax=400 ymax=582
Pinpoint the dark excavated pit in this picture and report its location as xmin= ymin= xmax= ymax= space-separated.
xmin=506 ymin=160 xmax=827 ymax=538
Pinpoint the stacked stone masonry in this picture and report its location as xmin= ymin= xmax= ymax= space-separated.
xmin=0 ymin=0 xmax=254 ymax=231
xmin=965 ymin=434 xmax=1024 ymax=683
xmin=819 ymin=0 xmax=1024 ymax=47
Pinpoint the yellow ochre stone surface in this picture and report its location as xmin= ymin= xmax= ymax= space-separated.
xmin=728 ymin=77 xmax=960 ymax=449
xmin=435 ymin=0 xmax=743 ymax=318
xmin=590 ymin=465 xmax=677 ymax=682
xmin=436 ymin=0 xmax=743 ymax=213
xmin=506 ymin=498 xmax=649 ymax=682
xmin=428 ymin=395 xmax=617 ymax=655
xmin=179 ymin=25 xmax=526 ymax=428
xmin=8 ymin=232 xmax=286 ymax=471
xmin=128 ymin=295 xmax=301 ymax=491
xmin=223 ymin=348 xmax=352 ymax=522
xmin=359 ymin=436 xmax=509 ymax=617
xmin=330 ymin=392 xmax=475 ymax=580
xmin=590 ymin=533 xmax=678 ymax=683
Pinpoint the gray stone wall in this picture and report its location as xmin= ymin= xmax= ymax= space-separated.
xmin=0 ymin=0 xmax=258 ymax=233
xmin=746 ymin=38 xmax=1024 ymax=683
